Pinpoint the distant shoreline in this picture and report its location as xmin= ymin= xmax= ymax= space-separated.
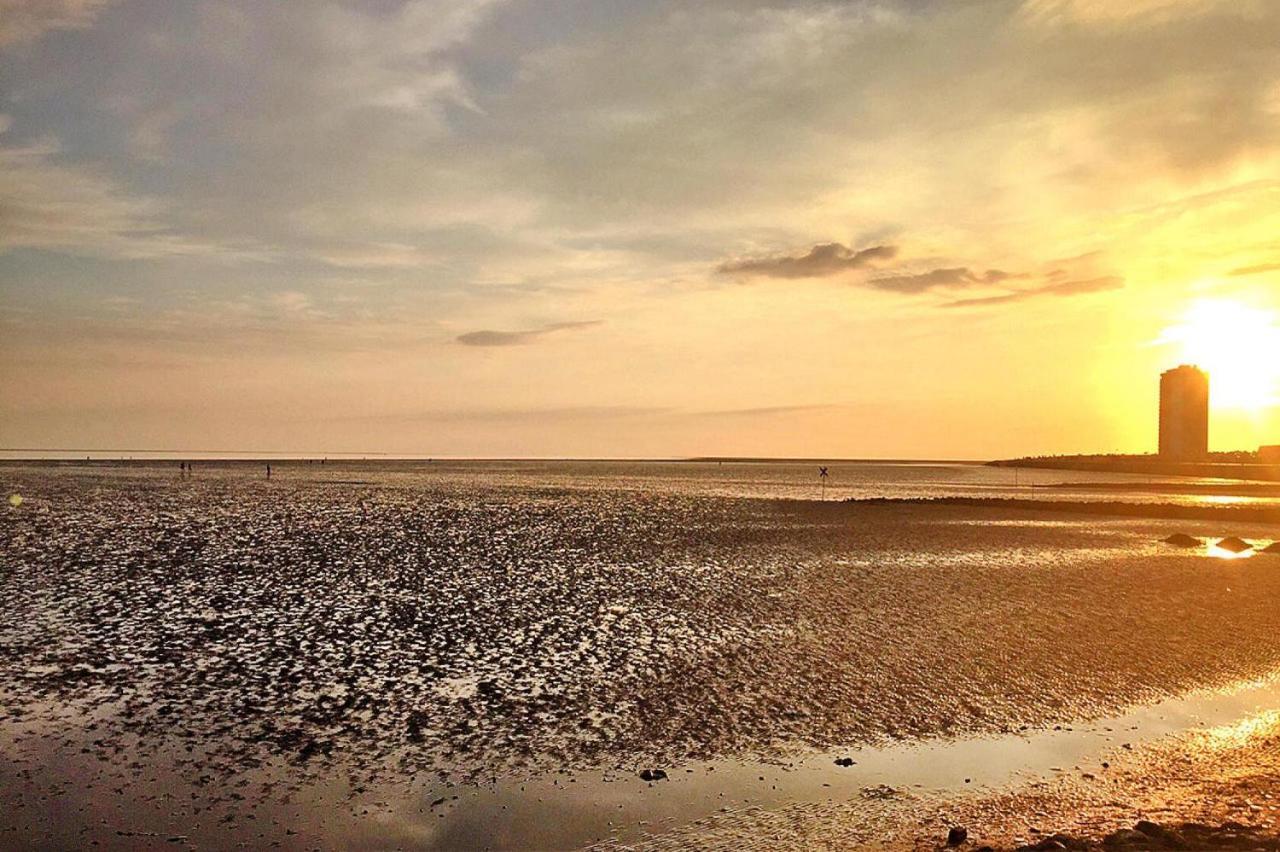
xmin=0 ymin=453 xmax=985 ymax=464
xmin=989 ymin=454 xmax=1280 ymax=482
xmin=848 ymin=495 xmax=1280 ymax=525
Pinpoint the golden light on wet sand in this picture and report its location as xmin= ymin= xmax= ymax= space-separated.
xmin=1199 ymin=710 xmax=1280 ymax=751
xmin=1157 ymin=300 xmax=1280 ymax=412
xmin=1205 ymin=543 xmax=1255 ymax=561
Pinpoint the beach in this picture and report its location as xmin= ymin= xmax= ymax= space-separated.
xmin=3 ymin=460 xmax=1280 ymax=849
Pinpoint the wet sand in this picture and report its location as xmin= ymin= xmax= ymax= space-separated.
xmin=3 ymin=462 xmax=1280 ymax=848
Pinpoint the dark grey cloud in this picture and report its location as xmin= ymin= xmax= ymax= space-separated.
xmin=455 ymin=319 xmax=601 ymax=347
xmin=866 ymin=266 xmax=1018 ymax=293
xmin=718 ymin=243 xmax=897 ymax=279
xmin=943 ymin=275 xmax=1124 ymax=309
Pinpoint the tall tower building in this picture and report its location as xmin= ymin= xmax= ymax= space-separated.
xmin=1158 ymin=365 xmax=1209 ymax=460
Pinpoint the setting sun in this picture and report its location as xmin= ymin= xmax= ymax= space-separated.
xmin=1156 ymin=300 xmax=1280 ymax=412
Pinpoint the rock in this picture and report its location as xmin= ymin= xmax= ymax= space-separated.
xmin=947 ymin=825 xmax=968 ymax=846
xmin=1216 ymin=536 xmax=1253 ymax=553
xmin=1162 ymin=533 xmax=1201 ymax=547
xmin=1260 ymin=541 xmax=1280 ymax=554
xmin=834 ymin=757 xmax=855 ymax=767
xmin=638 ymin=768 xmax=667 ymax=782
xmin=1103 ymin=828 xmax=1147 ymax=846
xmin=1028 ymin=840 xmax=1066 ymax=851
xmin=1134 ymin=820 xmax=1164 ymax=838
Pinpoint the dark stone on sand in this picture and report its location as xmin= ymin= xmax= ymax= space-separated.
xmin=1027 ymin=840 xmax=1067 ymax=851
xmin=1162 ymin=534 xmax=1200 ymax=548
xmin=297 ymin=738 xmax=331 ymax=762
xmin=1012 ymin=819 xmax=1280 ymax=851
xmin=1102 ymin=828 xmax=1146 ymax=846
xmin=834 ymin=757 xmax=855 ymax=767
xmin=638 ymin=769 xmax=668 ymax=782
xmin=1216 ymin=536 xmax=1253 ymax=554
xmin=1261 ymin=541 xmax=1280 ymax=554
xmin=1133 ymin=821 xmax=1167 ymax=839
xmin=947 ymin=825 xmax=968 ymax=846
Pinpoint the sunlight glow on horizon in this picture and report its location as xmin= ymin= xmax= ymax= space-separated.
xmin=1155 ymin=299 xmax=1280 ymax=413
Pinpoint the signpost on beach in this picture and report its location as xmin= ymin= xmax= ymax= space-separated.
xmin=819 ymin=466 xmax=829 ymax=500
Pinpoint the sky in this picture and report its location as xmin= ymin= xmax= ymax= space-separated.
xmin=2 ymin=0 xmax=1280 ymax=458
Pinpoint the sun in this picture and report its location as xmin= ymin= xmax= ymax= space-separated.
xmin=1156 ymin=299 xmax=1280 ymax=411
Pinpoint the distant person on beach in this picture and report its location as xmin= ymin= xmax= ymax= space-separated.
xmin=266 ymin=463 xmax=272 ymax=479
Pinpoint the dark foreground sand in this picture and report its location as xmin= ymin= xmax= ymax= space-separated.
xmin=3 ymin=463 xmax=1280 ymax=848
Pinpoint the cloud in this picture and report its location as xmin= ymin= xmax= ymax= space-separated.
xmin=853 ymin=254 xmax=1122 ymax=306
xmin=326 ymin=402 xmax=835 ymax=424
xmin=312 ymin=242 xmax=438 ymax=270
xmin=323 ymin=404 xmax=663 ymax=424
xmin=0 ymin=139 xmax=238 ymax=259
xmin=695 ymin=404 xmax=837 ymax=418
xmin=718 ymin=243 xmax=1119 ymax=309
xmin=455 ymin=320 xmax=602 ymax=347
xmin=1018 ymin=0 xmax=1233 ymax=29
xmin=718 ymin=243 xmax=897 ymax=279
xmin=0 ymin=0 xmax=112 ymax=46
xmin=944 ymin=275 xmax=1124 ymax=308
xmin=1228 ymin=261 xmax=1280 ymax=277
xmin=866 ymin=267 xmax=1019 ymax=294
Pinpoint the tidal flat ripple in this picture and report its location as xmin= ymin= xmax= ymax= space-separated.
xmin=4 ymin=461 xmax=1280 ymax=845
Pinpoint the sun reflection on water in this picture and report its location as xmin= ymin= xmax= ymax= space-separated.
xmin=1197 ymin=495 xmax=1256 ymax=506
xmin=1206 ymin=543 xmax=1255 ymax=560
xmin=1199 ymin=710 xmax=1280 ymax=750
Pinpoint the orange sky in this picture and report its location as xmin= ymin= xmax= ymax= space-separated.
xmin=2 ymin=0 xmax=1279 ymax=457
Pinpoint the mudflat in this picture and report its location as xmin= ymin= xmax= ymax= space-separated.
xmin=3 ymin=462 xmax=1280 ymax=849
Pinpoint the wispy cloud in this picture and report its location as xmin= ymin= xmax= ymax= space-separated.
xmin=320 ymin=402 xmax=839 ymax=424
xmin=1228 ymin=261 xmax=1280 ymax=277
xmin=944 ymin=275 xmax=1124 ymax=308
xmin=694 ymin=404 xmax=838 ymax=418
xmin=324 ymin=404 xmax=663 ymax=424
xmin=717 ymin=240 xmax=1123 ymax=309
xmin=0 ymin=139 xmax=257 ymax=259
xmin=455 ymin=320 xmax=602 ymax=347
xmin=1018 ymin=0 xmax=1231 ymax=29
xmin=866 ymin=267 xmax=1022 ymax=294
xmin=718 ymin=243 xmax=897 ymax=279
xmin=0 ymin=0 xmax=112 ymax=47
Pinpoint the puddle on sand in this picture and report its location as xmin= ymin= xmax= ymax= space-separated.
xmin=394 ymin=672 xmax=1280 ymax=849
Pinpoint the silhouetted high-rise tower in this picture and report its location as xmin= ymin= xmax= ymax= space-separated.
xmin=1158 ymin=365 xmax=1208 ymax=460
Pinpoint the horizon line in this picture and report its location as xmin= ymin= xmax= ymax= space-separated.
xmin=0 ymin=448 xmax=989 ymax=464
